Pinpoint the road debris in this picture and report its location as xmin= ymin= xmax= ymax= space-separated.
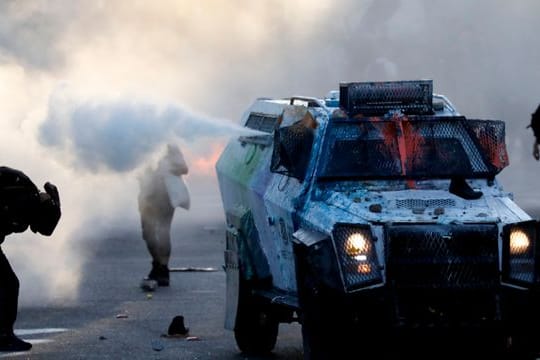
xmin=140 ymin=278 xmax=158 ymax=291
xmin=115 ymin=313 xmax=128 ymax=319
xmin=168 ymin=315 xmax=189 ymax=336
xmin=186 ymin=336 xmax=200 ymax=341
xmin=151 ymin=340 xmax=164 ymax=352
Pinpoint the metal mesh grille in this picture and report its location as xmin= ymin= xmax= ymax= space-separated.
xmin=320 ymin=121 xmax=400 ymax=178
xmin=396 ymin=198 xmax=456 ymax=209
xmin=386 ymin=224 xmax=498 ymax=289
xmin=319 ymin=118 xmax=504 ymax=179
xmin=325 ymin=138 xmax=401 ymax=176
xmin=508 ymin=258 xmax=535 ymax=283
xmin=340 ymin=80 xmax=433 ymax=116
xmin=270 ymin=121 xmax=314 ymax=181
xmin=333 ymin=225 xmax=382 ymax=291
xmin=466 ymin=120 xmax=509 ymax=172
xmin=405 ymin=120 xmax=489 ymax=175
xmin=245 ymin=113 xmax=279 ymax=133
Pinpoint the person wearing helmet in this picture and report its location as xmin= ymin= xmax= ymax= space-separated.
xmin=0 ymin=166 xmax=61 ymax=352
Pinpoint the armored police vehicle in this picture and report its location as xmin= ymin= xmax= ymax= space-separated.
xmin=216 ymin=80 xmax=539 ymax=358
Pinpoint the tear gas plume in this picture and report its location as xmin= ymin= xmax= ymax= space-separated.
xmin=39 ymin=89 xmax=259 ymax=173
xmin=4 ymin=89 xmax=244 ymax=306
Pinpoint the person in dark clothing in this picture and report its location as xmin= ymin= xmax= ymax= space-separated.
xmin=0 ymin=167 xmax=61 ymax=352
xmin=529 ymin=104 xmax=540 ymax=160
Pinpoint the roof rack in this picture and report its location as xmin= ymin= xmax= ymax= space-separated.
xmin=339 ymin=80 xmax=433 ymax=116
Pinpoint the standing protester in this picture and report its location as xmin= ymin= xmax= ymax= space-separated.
xmin=0 ymin=167 xmax=61 ymax=352
xmin=529 ymin=104 xmax=540 ymax=160
xmin=138 ymin=144 xmax=190 ymax=287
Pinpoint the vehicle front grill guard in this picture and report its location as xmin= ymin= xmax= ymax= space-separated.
xmin=332 ymin=222 xmax=540 ymax=293
xmin=386 ymin=224 xmax=499 ymax=289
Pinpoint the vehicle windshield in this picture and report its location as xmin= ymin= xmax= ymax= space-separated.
xmin=317 ymin=117 xmax=508 ymax=180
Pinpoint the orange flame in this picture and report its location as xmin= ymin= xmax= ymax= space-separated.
xmin=187 ymin=142 xmax=225 ymax=176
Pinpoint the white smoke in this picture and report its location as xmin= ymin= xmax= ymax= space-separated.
xmin=1 ymin=0 xmax=540 ymax=306
xmin=38 ymin=88 xmax=256 ymax=173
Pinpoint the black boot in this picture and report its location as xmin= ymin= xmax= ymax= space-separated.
xmin=148 ymin=262 xmax=170 ymax=287
xmin=449 ymin=177 xmax=483 ymax=200
xmin=0 ymin=332 xmax=32 ymax=352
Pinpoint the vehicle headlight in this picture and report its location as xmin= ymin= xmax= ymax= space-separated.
xmin=509 ymin=229 xmax=531 ymax=256
xmin=503 ymin=222 xmax=537 ymax=286
xmin=333 ymin=224 xmax=382 ymax=291
xmin=345 ymin=232 xmax=371 ymax=258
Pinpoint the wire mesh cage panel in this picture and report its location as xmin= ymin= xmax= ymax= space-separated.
xmin=270 ymin=122 xmax=314 ymax=181
xmin=318 ymin=117 xmax=507 ymax=179
xmin=386 ymin=224 xmax=499 ymax=289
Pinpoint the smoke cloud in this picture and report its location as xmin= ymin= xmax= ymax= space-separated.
xmin=1 ymin=0 xmax=540 ymax=305
xmin=0 ymin=1 xmax=69 ymax=69
xmin=39 ymin=89 xmax=256 ymax=173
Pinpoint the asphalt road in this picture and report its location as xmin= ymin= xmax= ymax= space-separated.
xmin=5 ymin=203 xmax=540 ymax=360
xmin=4 ymin=204 xmax=303 ymax=360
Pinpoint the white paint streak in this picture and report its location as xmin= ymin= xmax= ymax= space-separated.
xmin=14 ymin=328 xmax=68 ymax=336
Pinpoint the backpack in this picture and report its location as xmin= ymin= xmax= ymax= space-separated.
xmin=529 ymin=104 xmax=540 ymax=141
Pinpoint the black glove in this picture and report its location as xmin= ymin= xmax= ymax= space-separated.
xmin=30 ymin=182 xmax=61 ymax=236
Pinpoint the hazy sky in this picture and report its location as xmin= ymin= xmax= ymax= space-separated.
xmin=2 ymin=0 xmax=540 ymax=304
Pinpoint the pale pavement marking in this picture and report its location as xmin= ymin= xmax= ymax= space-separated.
xmin=14 ymin=328 xmax=68 ymax=336
xmin=0 ymin=328 xmax=69 ymax=358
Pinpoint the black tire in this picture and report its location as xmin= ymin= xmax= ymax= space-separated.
xmin=299 ymin=290 xmax=369 ymax=360
xmin=295 ymin=244 xmax=360 ymax=360
xmin=300 ymin=297 xmax=338 ymax=360
xmin=234 ymin=285 xmax=279 ymax=355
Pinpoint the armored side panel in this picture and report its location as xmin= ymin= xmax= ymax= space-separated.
xmin=217 ymin=102 xmax=321 ymax=296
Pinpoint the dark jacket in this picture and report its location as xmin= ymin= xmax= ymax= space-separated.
xmin=530 ymin=105 xmax=540 ymax=142
xmin=0 ymin=167 xmax=40 ymax=242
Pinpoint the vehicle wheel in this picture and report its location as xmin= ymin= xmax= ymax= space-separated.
xmin=234 ymin=285 xmax=278 ymax=355
xmin=299 ymin=289 xmax=370 ymax=360
xmin=300 ymin=296 xmax=337 ymax=360
xmin=295 ymin=246 xmax=362 ymax=360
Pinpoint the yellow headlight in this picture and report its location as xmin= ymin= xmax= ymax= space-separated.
xmin=345 ymin=232 xmax=371 ymax=256
xmin=510 ymin=229 xmax=531 ymax=255
xmin=357 ymin=263 xmax=372 ymax=274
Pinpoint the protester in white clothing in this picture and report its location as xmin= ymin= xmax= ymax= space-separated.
xmin=138 ymin=144 xmax=190 ymax=286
